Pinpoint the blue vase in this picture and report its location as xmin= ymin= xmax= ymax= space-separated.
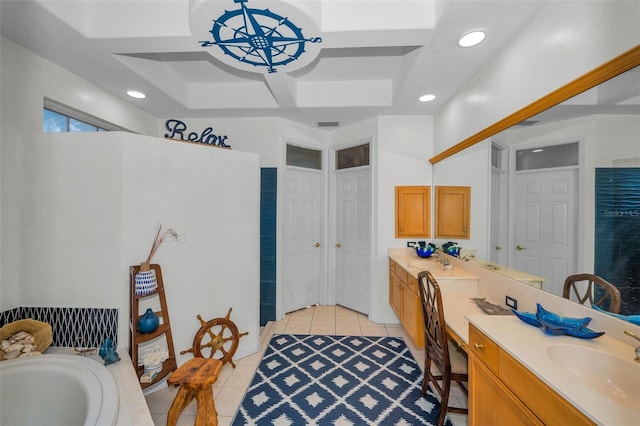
xmin=138 ymin=308 xmax=159 ymax=334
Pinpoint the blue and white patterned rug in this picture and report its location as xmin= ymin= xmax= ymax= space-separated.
xmin=232 ymin=334 xmax=452 ymax=425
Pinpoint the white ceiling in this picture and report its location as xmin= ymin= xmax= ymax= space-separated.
xmin=6 ymin=0 xmax=631 ymax=129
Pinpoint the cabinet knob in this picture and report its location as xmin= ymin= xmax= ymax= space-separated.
xmin=315 ymin=242 xmax=321 ymax=247
xmin=496 ymin=245 xmax=503 ymax=250
xmin=336 ymin=243 xmax=342 ymax=248
xmin=474 ymin=343 xmax=484 ymax=350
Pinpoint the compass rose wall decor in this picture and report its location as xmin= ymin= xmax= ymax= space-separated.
xmin=190 ymin=0 xmax=322 ymax=74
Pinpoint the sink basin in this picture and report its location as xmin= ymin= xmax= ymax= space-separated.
xmin=546 ymin=344 xmax=640 ymax=411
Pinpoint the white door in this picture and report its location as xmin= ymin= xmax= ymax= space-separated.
xmin=512 ymin=168 xmax=577 ymax=296
xmin=284 ymin=167 xmax=323 ymax=313
xmin=334 ymin=166 xmax=371 ymax=314
xmin=490 ymin=167 xmax=508 ymax=265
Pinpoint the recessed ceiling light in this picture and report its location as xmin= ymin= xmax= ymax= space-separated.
xmin=127 ymin=90 xmax=146 ymax=99
xmin=418 ymin=93 xmax=436 ymax=102
xmin=458 ymin=30 xmax=486 ymax=48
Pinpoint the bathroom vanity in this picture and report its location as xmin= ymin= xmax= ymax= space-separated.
xmin=388 ymin=248 xmax=478 ymax=347
xmin=467 ymin=323 xmax=592 ymax=425
xmin=466 ymin=315 xmax=638 ymax=425
xmin=388 ymin=247 xmax=640 ymax=425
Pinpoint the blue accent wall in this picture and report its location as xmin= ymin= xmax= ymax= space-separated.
xmin=594 ymin=168 xmax=640 ymax=315
xmin=260 ymin=168 xmax=277 ymax=325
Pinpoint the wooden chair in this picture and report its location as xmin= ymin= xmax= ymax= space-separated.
xmin=418 ymin=271 xmax=468 ymax=426
xmin=563 ymin=273 xmax=621 ymax=314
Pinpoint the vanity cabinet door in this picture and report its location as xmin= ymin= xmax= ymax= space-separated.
xmin=388 ymin=259 xmax=425 ymax=348
xmin=395 ymin=186 xmax=431 ymax=238
xmin=435 ymin=186 xmax=470 ymax=238
xmin=469 ymin=355 xmax=542 ymax=426
xmin=401 ymin=277 xmax=424 ymax=347
xmin=389 ymin=261 xmax=402 ymax=317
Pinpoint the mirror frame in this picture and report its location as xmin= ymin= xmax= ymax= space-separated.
xmin=430 ymin=45 xmax=640 ymax=165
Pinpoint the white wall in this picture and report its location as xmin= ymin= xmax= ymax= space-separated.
xmin=20 ymin=131 xmax=261 ymax=361
xmin=1 ymin=36 xmax=159 ymax=311
xmin=434 ymin=0 xmax=640 ymax=153
xmin=432 ymin=140 xmax=491 ymax=259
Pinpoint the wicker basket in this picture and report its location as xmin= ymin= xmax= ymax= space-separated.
xmin=0 ymin=319 xmax=53 ymax=360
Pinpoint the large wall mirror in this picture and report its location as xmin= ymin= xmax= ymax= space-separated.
xmin=432 ymin=46 xmax=640 ymax=317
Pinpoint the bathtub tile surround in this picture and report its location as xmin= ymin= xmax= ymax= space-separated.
xmin=0 ymin=306 xmax=118 ymax=348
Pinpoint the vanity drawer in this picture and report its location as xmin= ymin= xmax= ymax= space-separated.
xmin=394 ymin=265 xmax=408 ymax=283
xmin=468 ymin=325 xmax=499 ymax=374
xmin=405 ymin=275 xmax=417 ymax=294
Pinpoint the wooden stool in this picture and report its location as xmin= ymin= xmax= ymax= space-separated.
xmin=166 ymin=358 xmax=223 ymax=426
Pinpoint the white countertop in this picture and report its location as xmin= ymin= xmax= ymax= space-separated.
xmin=467 ymin=315 xmax=640 ymax=426
xmin=389 ymin=248 xmax=479 ymax=281
xmin=441 ymin=294 xmax=485 ymax=343
xmin=466 ymin=258 xmax=545 ymax=284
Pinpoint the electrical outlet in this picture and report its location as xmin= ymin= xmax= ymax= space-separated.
xmin=505 ymin=296 xmax=518 ymax=310
xmin=407 ymin=241 xmax=417 ymax=248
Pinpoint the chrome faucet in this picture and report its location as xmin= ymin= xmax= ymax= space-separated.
xmin=623 ymin=330 xmax=640 ymax=363
xmin=461 ymin=253 xmax=475 ymax=262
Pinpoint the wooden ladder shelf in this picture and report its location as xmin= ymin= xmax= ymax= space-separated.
xmin=129 ymin=263 xmax=177 ymax=389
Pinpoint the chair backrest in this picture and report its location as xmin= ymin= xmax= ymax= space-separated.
xmin=418 ymin=270 xmax=450 ymax=373
xmin=562 ymin=273 xmax=621 ymax=314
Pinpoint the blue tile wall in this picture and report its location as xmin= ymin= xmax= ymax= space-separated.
xmin=0 ymin=307 xmax=118 ymax=348
xmin=260 ymin=168 xmax=277 ymax=326
xmin=594 ymin=167 xmax=640 ymax=315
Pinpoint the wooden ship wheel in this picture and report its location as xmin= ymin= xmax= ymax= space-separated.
xmin=180 ymin=308 xmax=248 ymax=368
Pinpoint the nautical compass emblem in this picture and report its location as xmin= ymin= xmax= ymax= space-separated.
xmin=199 ymin=0 xmax=322 ymax=73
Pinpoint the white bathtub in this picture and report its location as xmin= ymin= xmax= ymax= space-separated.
xmin=0 ymin=354 xmax=119 ymax=426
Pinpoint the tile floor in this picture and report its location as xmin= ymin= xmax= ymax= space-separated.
xmin=144 ymin=305 xmax=468 ymax=426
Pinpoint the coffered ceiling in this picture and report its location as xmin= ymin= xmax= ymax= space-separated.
xmin=1 ymin=0 xmax=552 ymax=127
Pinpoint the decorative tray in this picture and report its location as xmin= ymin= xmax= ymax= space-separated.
xmin=471 ymin=298 xmax=514 ymax=315
xmin=512 ymin=304 xmax=604 ymax=339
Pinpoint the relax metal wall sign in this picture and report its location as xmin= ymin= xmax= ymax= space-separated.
xmin=164 ymin=119 xmax=231 ymax=148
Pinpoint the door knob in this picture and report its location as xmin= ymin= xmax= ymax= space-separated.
xmin=315 ymin=242 xmax=320 ymax=247
xmin=496 ymin=246 xmax=503 ymax=250
xmin=335 ymin=243 xmax=342 ymax=248
xmin=516 ymin=245 xmax=527 ymax=251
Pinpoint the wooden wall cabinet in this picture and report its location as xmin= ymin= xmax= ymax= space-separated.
xmin=388 ymin=259 xmax=424 ymax=347
xmin=435 ymin=186 xmax=471 ymax=239
xmin=468 ymin=324 xmax=594 ymax=426
xmin=395 ymin=186 xmax=431 ymax=238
